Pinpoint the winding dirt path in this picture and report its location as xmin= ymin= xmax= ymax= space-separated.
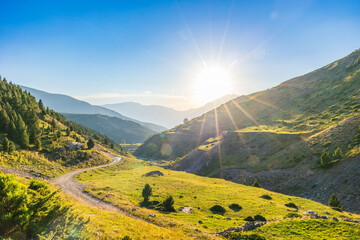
xmin=51 ymin=153 xmax=139 ymax=218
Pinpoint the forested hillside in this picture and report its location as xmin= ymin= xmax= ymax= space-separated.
xmin=63 ymin=113 xmax=157 ymax=144
xmin=0 ymin=76 xmax=126 ymax=177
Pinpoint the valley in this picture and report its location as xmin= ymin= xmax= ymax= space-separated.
xmin=1 ymin=2 xmax=360 ymax=237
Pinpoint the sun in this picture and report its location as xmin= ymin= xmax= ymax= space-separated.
xmin=193 ymin=66 xmax=232 ymax=103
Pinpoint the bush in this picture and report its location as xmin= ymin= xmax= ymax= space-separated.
xmin=229 ymin=203 xmax=242 ymax=212
xmin=328 ymin=193 xmax=342 ymax=211
xmin=231 ymin=233 xmax=266 ymax=240
xmin=254 ymin=214 xmax=267 ymax=222
xmin=162 ymin=196 xmax=175 ymax=212
xmin=285 ymin=202 xmax=298 ymax=209
xmin=260 ymin=194 xmax=272 ymax=200
xmin=122 ymin=236 xmax=132 ymax=240
xmin=285 ymin=212 xmax=302 ymax=218
xmin=244 ymin=216 xmax=255 ymax=222
xmin=210 ymin=205 xmax=226 ymax=215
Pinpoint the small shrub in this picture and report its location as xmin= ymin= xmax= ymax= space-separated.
xmin=210 ymin=205 xmax=226 ymax=215
xmin=254 ymin=215 xmax=267 ymax=222
xmin=244 ymin=216 xmax=255 ymax=222
xmin=162 ymin=196 xmax=175 ymax=212
xmin=122 ymin=236 xmax=132 ymax=240
xmin=231 ymin=233 xmax=266 ymax=240
xmin=285 ymin=212 xmax=302 ymax=218
xmin=285 ymin=202 xmax=298 ymax=209
xmin=260 ymin=194 xmax=272 ymax=200
xmin=229 ymin=203 xmax=242 ymax=212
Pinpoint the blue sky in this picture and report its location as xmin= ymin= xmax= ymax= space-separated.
xmin=0 ymin=0 xmax=359 ymax=110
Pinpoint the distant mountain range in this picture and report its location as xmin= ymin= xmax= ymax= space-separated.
xmin=63 ymin=113 xmax=157 ymax=144
xmin=103 ymin=94 xmax=238 ymax=128
xmin=21 ymin=86 xmax=166 ymax=133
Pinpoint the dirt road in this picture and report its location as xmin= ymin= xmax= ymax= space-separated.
xmin=51 ymin=153 xmax=132 ymax=215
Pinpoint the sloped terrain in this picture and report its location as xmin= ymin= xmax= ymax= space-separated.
xmin=135 ymin=49 xmax=360 ymax=212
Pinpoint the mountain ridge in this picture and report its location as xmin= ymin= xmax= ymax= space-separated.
xmin=103 ymin=94 xmax=238 ymax=128
xmin=21 ymin=86 xmax=166 ymax=133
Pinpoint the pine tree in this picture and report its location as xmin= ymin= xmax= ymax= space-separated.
xmin=8 ymin=121 xmax=16 ymax=140
xmin=8 ymin=141 xmax=15 ymax=153
xmin=333 ymin=147 xmax=344 ymax=159
xmin=16 ymin=115 xmax=29 ymax=149
xmin=328 ymin=193 xmax=342 ymax=211
xmin=2 ymin=137 xmax=9 ymax=152
xmin=87 ymin=138 xmax=95 ymax=149
xmin=252 ymin=179 xmax=261 ymax=188
xmin=162 ymin=196 xmax=175 ymax=211
xmin=0 ymin=109 xmax=10 ymax=132
xmin=242 ymin=178 xmax=248 ymax=186
xmin=142 ymin=183 xmax=152 ymax=202
xmin=38 ymin=99 xmax=45 ymax=112
xmin=66 ymin=128 xmax=70 ymax=136
xmin=30 ymin=123 xmax=41 ymax=144
xmin=320 ymin=151 xmax=332 ymax=167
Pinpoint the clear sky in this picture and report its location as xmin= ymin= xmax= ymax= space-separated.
xmin=0 ymin=0 xmax=359 ymax=110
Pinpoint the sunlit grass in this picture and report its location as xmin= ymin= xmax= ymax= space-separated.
xmin=77 ymin=157 xmax=360 ymax=237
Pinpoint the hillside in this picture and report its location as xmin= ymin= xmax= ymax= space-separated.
xmin=135 ymin=49 xmax=360 ymax=212
xmin=0 ymin=77 xmax=126 ymax=177
xmin=103 ymin=94 xmax=237 ymax=128
xmin=63 ymin=113 xmax=157 ymax=144
xmin=21 ymin=86 xmax=166 ymax=132
xmin=77 ymin=156 xmax=360 ymax=239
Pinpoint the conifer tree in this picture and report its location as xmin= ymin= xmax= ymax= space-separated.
xmin=2 ymin=137 xmax=9 ymax=152
xmin=333 ymin=147 xmax=344 ymax=159
xmin=328 ymin=193 xmax=342 ymax=210
xmin=142 ymin=183 xmax=152 ymax=202
xmin=252 ymin=179 xmax=261 ymax=188
xmin=0 ymin=109 xmax=10 ymax=132
xmin=87 ymin=138 xmax=95 ymax=149
xmin=30 ymin=123 xmax=41 ymax=144
xmin=38 ymin=99 xmax=45 ymax=111
xmin=8 ymin=141 xmax=15 ymax=154
xmin=320 ymin=151 xmax=332 ymax=167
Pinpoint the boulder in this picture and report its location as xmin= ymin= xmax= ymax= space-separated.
xmin=178 ymin=206 xmax=193 ymax=213
xmin=145 ymin=171 xmax=164 ymax=177
xmin=303 ymin=210 xmax=318 ymax=216
xmin=69 ymin=142 xmax=84 ymax=151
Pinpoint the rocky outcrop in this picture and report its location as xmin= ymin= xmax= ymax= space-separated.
xmin=144 ymin=171 xmax=164 ymax=176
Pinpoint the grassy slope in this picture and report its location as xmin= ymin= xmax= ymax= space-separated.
xmin=135 ymin=49 xmax=360 ymax=173
xmin=0 ymin=116 xmax=114 ymax=177
xmin=6 ymin=174 xmax=187 ymax=240
xmin=77 ymin=157 xmax=360 ymax=239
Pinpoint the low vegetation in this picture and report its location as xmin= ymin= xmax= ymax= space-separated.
xmin=77 ymin=158 xmax=360 ymax=238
